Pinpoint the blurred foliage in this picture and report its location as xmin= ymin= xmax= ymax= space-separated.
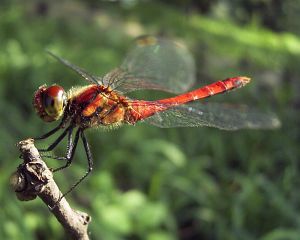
xmin=0 ymin=0 xmax=300 ymax=240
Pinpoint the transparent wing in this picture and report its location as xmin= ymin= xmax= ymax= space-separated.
xmin=46 ymin=50 xmax=102 ymax=85
xmin=144 ymin=102 xmax=281 ymax=130
xmin=105 ymin=36 xmax=196 ymax=94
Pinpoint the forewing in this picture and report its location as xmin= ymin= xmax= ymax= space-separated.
xmin=46 ymin=50 xmax=102 ymax=85
xmin=144 ymin=102 xmax=281 ymax=130
xmin=108 ymin=36 xmax=196 ymax=94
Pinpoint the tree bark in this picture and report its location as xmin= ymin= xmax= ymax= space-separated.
xmin=10 ymin=138 xmax=91 ymax=240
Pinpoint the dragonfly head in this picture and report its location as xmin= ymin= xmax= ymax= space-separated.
xmin=33 ymin=85 xmax=67 ymax=122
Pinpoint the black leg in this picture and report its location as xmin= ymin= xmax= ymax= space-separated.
xmin=34 ymin=113 xmax=70 ymax=140
xmin=38 ymin=125 xmax=74 ymax=153
xmin=53 ymin=130 xmax=93 ymax=207
xmin=63 ymin=130 xmax=93 ymax=192
xmin=18 ymin=122 xmax=64 ymax=160
xmin=81 ymin=130 xmax=94 ymax=174
xmin=34 ymin=124 xmax=62 ymax=140
xmin=52 ymin=128 xmax=81 ymax=172
xmin=65 ymin=125 xmax=74 ymax=157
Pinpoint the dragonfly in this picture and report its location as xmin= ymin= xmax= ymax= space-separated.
xmin=33 ymin=36 xmax=280 ymax=201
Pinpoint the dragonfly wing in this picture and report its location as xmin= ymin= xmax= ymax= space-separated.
xmin=111 ymin=36 xmax=196 ymax=94
xmin=144 ymin=102 xmax=281 ymax=130
xmin=46 ymin=50 xmax=102 ymax=85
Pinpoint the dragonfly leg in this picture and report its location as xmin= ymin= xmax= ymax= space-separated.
xmin=38 ymin=125 xmax=74 ymax=153
xmin=52 ymin=128 xmax=80 ymax=172
xmin=51 ymin=130 xmax=93 ymax=209
xmin=81 ymin=130 xmax=94 ymax=175
xmin=34 ymin=113 xmax=70 ymax=140
xmin=34 ymin=123 xmax=63 ymax=140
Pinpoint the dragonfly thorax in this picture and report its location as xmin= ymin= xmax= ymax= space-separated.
xmin=65 ymin=84 xmax=128 ymax=129
xmin=33 ymin=84 xmax=67 ymax=122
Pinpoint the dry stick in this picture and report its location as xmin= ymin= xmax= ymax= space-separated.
xmin=10 ymin=138 xmax=91 ymax=240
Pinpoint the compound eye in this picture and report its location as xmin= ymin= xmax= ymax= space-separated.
xmin=43 ymin=85 xmax=67 ymax=120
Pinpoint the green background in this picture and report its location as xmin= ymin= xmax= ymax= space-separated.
xmin=0 ymin=1 xmax=299 ymax=239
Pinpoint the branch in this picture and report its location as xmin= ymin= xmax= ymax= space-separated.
xmin=10 ymin=138 xmax=91 ymax=240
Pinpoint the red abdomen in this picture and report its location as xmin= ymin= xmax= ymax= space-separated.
xmin=126 ymin=76 xmax=250 ymax=123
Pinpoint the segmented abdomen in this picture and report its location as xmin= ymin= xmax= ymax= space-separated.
xmin=126 ymin=76 xmax=251 ymax=123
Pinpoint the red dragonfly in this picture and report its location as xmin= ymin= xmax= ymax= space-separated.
xmin=33 ymin=36 xmax=279 ymax=199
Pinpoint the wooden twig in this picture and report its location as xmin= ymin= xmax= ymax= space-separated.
xmin=10 ymin=138 xmax=91 ymax=240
